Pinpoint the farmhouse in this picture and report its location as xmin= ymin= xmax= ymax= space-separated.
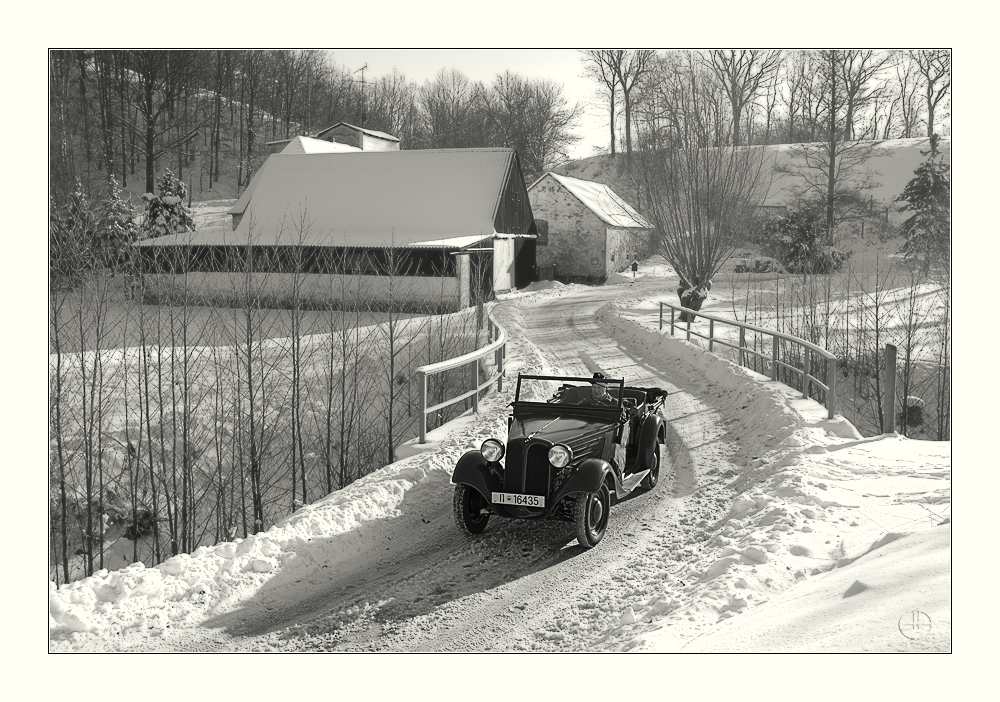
xmin=527 ymin=172 xmax=652 ymax=283
xmin=135 ymin=148 xmax=537 ymax=310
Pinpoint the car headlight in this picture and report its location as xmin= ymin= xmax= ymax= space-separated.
xmin=481 ymin=438 xmax=505 ymax=462
xmin=548 ymin=444 xmax=573 ymax=468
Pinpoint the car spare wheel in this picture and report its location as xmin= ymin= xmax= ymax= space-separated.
xmin=453 ymin=484 xmax=490 ymax=535
xmin=573 ymin=481 xmax=611 ymax=548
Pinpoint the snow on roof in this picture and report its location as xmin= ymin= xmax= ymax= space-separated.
xmin=533 ymin=172 xmax=652 ymax=230
xmin=280 ymin=136 xmax=362 ymax=155
xmin=144 ymin=149 xmax=517 ymax=249
xmin=316 ymin=121 xmax=400 ymax=143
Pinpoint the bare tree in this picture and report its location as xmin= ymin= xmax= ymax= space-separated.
xmin=703 ymin=49 xmax=782 ymax=146
xmin=910 ymin=49 xmax=951 ymax=137
xmin=836 ymin=50 xmax=894 ymax=141
xmin=630 ymin=52 xmax=770 ymax=318
xmin=580 ymin=50 xmax=621 ymax=155
xmin=892 ymin=51 xmax=924 ymax=139
xmin=607 ymin=50 xmax=655 ymax=157
xmin=477 ymin=71 xmax=582 ymax=179
xmin=415 ymin=68 xmax=483 ymax=149
xmin=781 ymin=50 xmax=883 ymax=245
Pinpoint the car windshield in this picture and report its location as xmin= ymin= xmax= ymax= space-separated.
xmin=514 ymin=375 xmax=624 ymax=409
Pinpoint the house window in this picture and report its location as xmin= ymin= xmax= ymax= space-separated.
xmin=535 ymin=219 xmax=549 ymax=246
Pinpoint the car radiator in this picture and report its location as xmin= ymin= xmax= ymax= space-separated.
xmin=503 ymin=442 xmax=551 ymax=496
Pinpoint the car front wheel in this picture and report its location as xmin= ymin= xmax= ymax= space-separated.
xmin=573 ymin=481 xmax=611 ymax=548
xmin=641 ymin=441 xmax=662 ymax=490
xmin=453 ymin=484 xmax=490 ymax=535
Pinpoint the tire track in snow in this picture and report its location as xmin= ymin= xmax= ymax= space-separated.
xmin=275 ymin=287 xmax=748 ymax=651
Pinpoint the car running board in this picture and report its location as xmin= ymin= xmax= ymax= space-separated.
xmin=618 ymin=470 xmax=649 ymax=498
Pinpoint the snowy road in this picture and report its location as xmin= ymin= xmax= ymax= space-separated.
xmin=264 ymin=287 xmax=742 ymax=652
xmin=108 ymin=284 xmax=745 ymax=652
xmin=50 ymin=275 xmax=952 ymax=653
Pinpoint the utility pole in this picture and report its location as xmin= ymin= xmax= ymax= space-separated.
xmin=353 ymin=63 xmax=368 ymax=128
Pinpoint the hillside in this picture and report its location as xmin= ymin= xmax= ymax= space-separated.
xmin=553 ymin=137 xmax=952 ymax=222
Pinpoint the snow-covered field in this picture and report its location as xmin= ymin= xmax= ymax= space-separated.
xmin=49 ymin=273 xmax=951 ymax=655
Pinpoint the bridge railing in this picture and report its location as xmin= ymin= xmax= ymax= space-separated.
xmin=415 ymin=310 xmax=507 ymax=443
xmin=659 ymin=301 xmax=838 ymax=419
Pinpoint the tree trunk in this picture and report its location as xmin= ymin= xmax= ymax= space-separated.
xmin=827 ymin=52 xmax=837 ymax=247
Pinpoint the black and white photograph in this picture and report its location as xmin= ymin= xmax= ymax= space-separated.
xmin=44 ymin=46 xmax=953 ymax=656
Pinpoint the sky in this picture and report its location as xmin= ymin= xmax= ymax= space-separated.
xmin=327 ymin=49 xmax=609 ymax=160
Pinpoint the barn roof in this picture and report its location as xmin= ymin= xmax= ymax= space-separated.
xmin=530 ymin=172 xmax=652 ymax=230
xmin=315 ymin=122 xmax=400 ymax=143
xmin=142 ymin=148 xmax=519 ymax=249
xmin=281 ymin=135 xmax=362 ymax=154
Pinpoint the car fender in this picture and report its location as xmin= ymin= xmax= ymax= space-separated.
xmin=638 ymin=414 xmax=665 ymax=470
xmin=551 ymin=458 xmax=616 ymax=504
xmin=452 ymin=450 xmax=502 ymax=502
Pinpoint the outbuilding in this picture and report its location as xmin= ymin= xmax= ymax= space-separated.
xmin=135 ymin=148 xmax=537 ymax=311
xmin=527 ymin=172 xmax=652 ymax=283
xmin=266 ymin=121 xmax=401 ymax=154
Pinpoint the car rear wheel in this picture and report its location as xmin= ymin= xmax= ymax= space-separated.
xmin=641 ymin=441 xmax=662 ymax=490
xmin=573 ymin=481 xmax=611 ymax=548
xmin=453 ymin=484 xmax=490 ymax=535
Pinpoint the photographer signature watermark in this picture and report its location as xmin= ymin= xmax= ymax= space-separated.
xmin=898 ymin=610 xmax=933 ymax=640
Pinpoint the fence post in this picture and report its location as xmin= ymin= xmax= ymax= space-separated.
xmin=803 ymin=349 xmax=810 ymax=399
xmin=708 ymin=319 xmax=715 ymax=352
xmin=472 ymin=360 xmax=480 ymax=414
xmin=499 ymin=340 xmax=505 ymax=392
xmin=686 ymin=316 xmax=691 ymax=342
xmin=739 ymin=327 xmax=746 ymax=367
xmin=659 ymin=303 xmax=663 ymax=331
xmin=670 ymin=307 xmax=675 ymax=336
xmin=418 ymin=370 xmax=428 ymax=443
xmin=827 ymin=356 xmax=837 ymax=419
xmin=771 ymin=336 xmax=779 ymax=380
xmin=884 ymin=344 xmax=897 ymax=434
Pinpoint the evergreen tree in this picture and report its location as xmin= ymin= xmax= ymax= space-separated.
xmin=97 ymin=177 xmax=138 ymax=267
xmin=50 ymin=181 xmax=96 ymax=286
xmin=897 ymin=134 xmax=950 ymax=276
xmin=142 ymin=169 xmax=196 ymax=239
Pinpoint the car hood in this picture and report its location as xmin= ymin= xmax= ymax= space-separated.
xmin=510 ymin=414 xmax=616 ymax=446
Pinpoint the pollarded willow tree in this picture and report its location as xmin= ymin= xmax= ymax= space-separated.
xmin=628 ymin=52 xmax=771 ymax=319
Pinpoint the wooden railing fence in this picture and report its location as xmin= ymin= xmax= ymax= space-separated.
xmin=415 ymin=310 xmax=506 ymax=443
xmin=659 ymin=301 xmax=838 ymax=419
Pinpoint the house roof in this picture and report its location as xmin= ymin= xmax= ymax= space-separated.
xmin=281 ymin=135 xmax=362 ymax=154
xmin=530 ymin=172 xmax=652 ymax=229
xmin=143 ymin=148 xmax=519 ymax=249
xmin=315 ymin=122 xmax=400 ymax=143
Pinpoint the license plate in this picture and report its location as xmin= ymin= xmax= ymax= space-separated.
xmin=492 ymin=492 xmax=545 ymax=508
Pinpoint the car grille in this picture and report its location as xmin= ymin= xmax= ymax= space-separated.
xmin=504 ymin=441 xmax=551 ymax=497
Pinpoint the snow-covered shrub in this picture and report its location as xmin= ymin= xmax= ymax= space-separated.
xmin=755 ymin=206 xmax=850 ymax=274
xmin=141 ymin=170 xmax=195 ymax=239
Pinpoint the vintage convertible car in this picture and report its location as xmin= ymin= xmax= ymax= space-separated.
xmin=451 ymin=373 xmax=669 ymax=548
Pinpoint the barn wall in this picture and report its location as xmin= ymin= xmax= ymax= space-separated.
xmin=605 ymin=226 xmax=650 ymax=274
xmin=361 ymin=134 xmax=400 ymax=152
xmin=142 ymin=272 xmax=460 ymax=309
xmin=492 ymin=238 xmax=516 ymax=293
xmin=528 ymin=176 xmax=608 ymax=280
xmin=494 ymin=153 xmax=536 ymax=235
xmin=320 ymin=125 xmax=363 ymax=149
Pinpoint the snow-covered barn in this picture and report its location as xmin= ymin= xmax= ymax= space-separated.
xmin=527 ymin=172 xmax=652 ymax=283
xmin=266 ymin=122 xmax=401 ymax=154
xmin=135 ymin=148 xmax=537 ymax=310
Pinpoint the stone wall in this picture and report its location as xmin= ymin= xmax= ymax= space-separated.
xmin=528 ymin=179 xmax=608 ymax=280
xmin=606 ymin=226 xmax=651 ymax=274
